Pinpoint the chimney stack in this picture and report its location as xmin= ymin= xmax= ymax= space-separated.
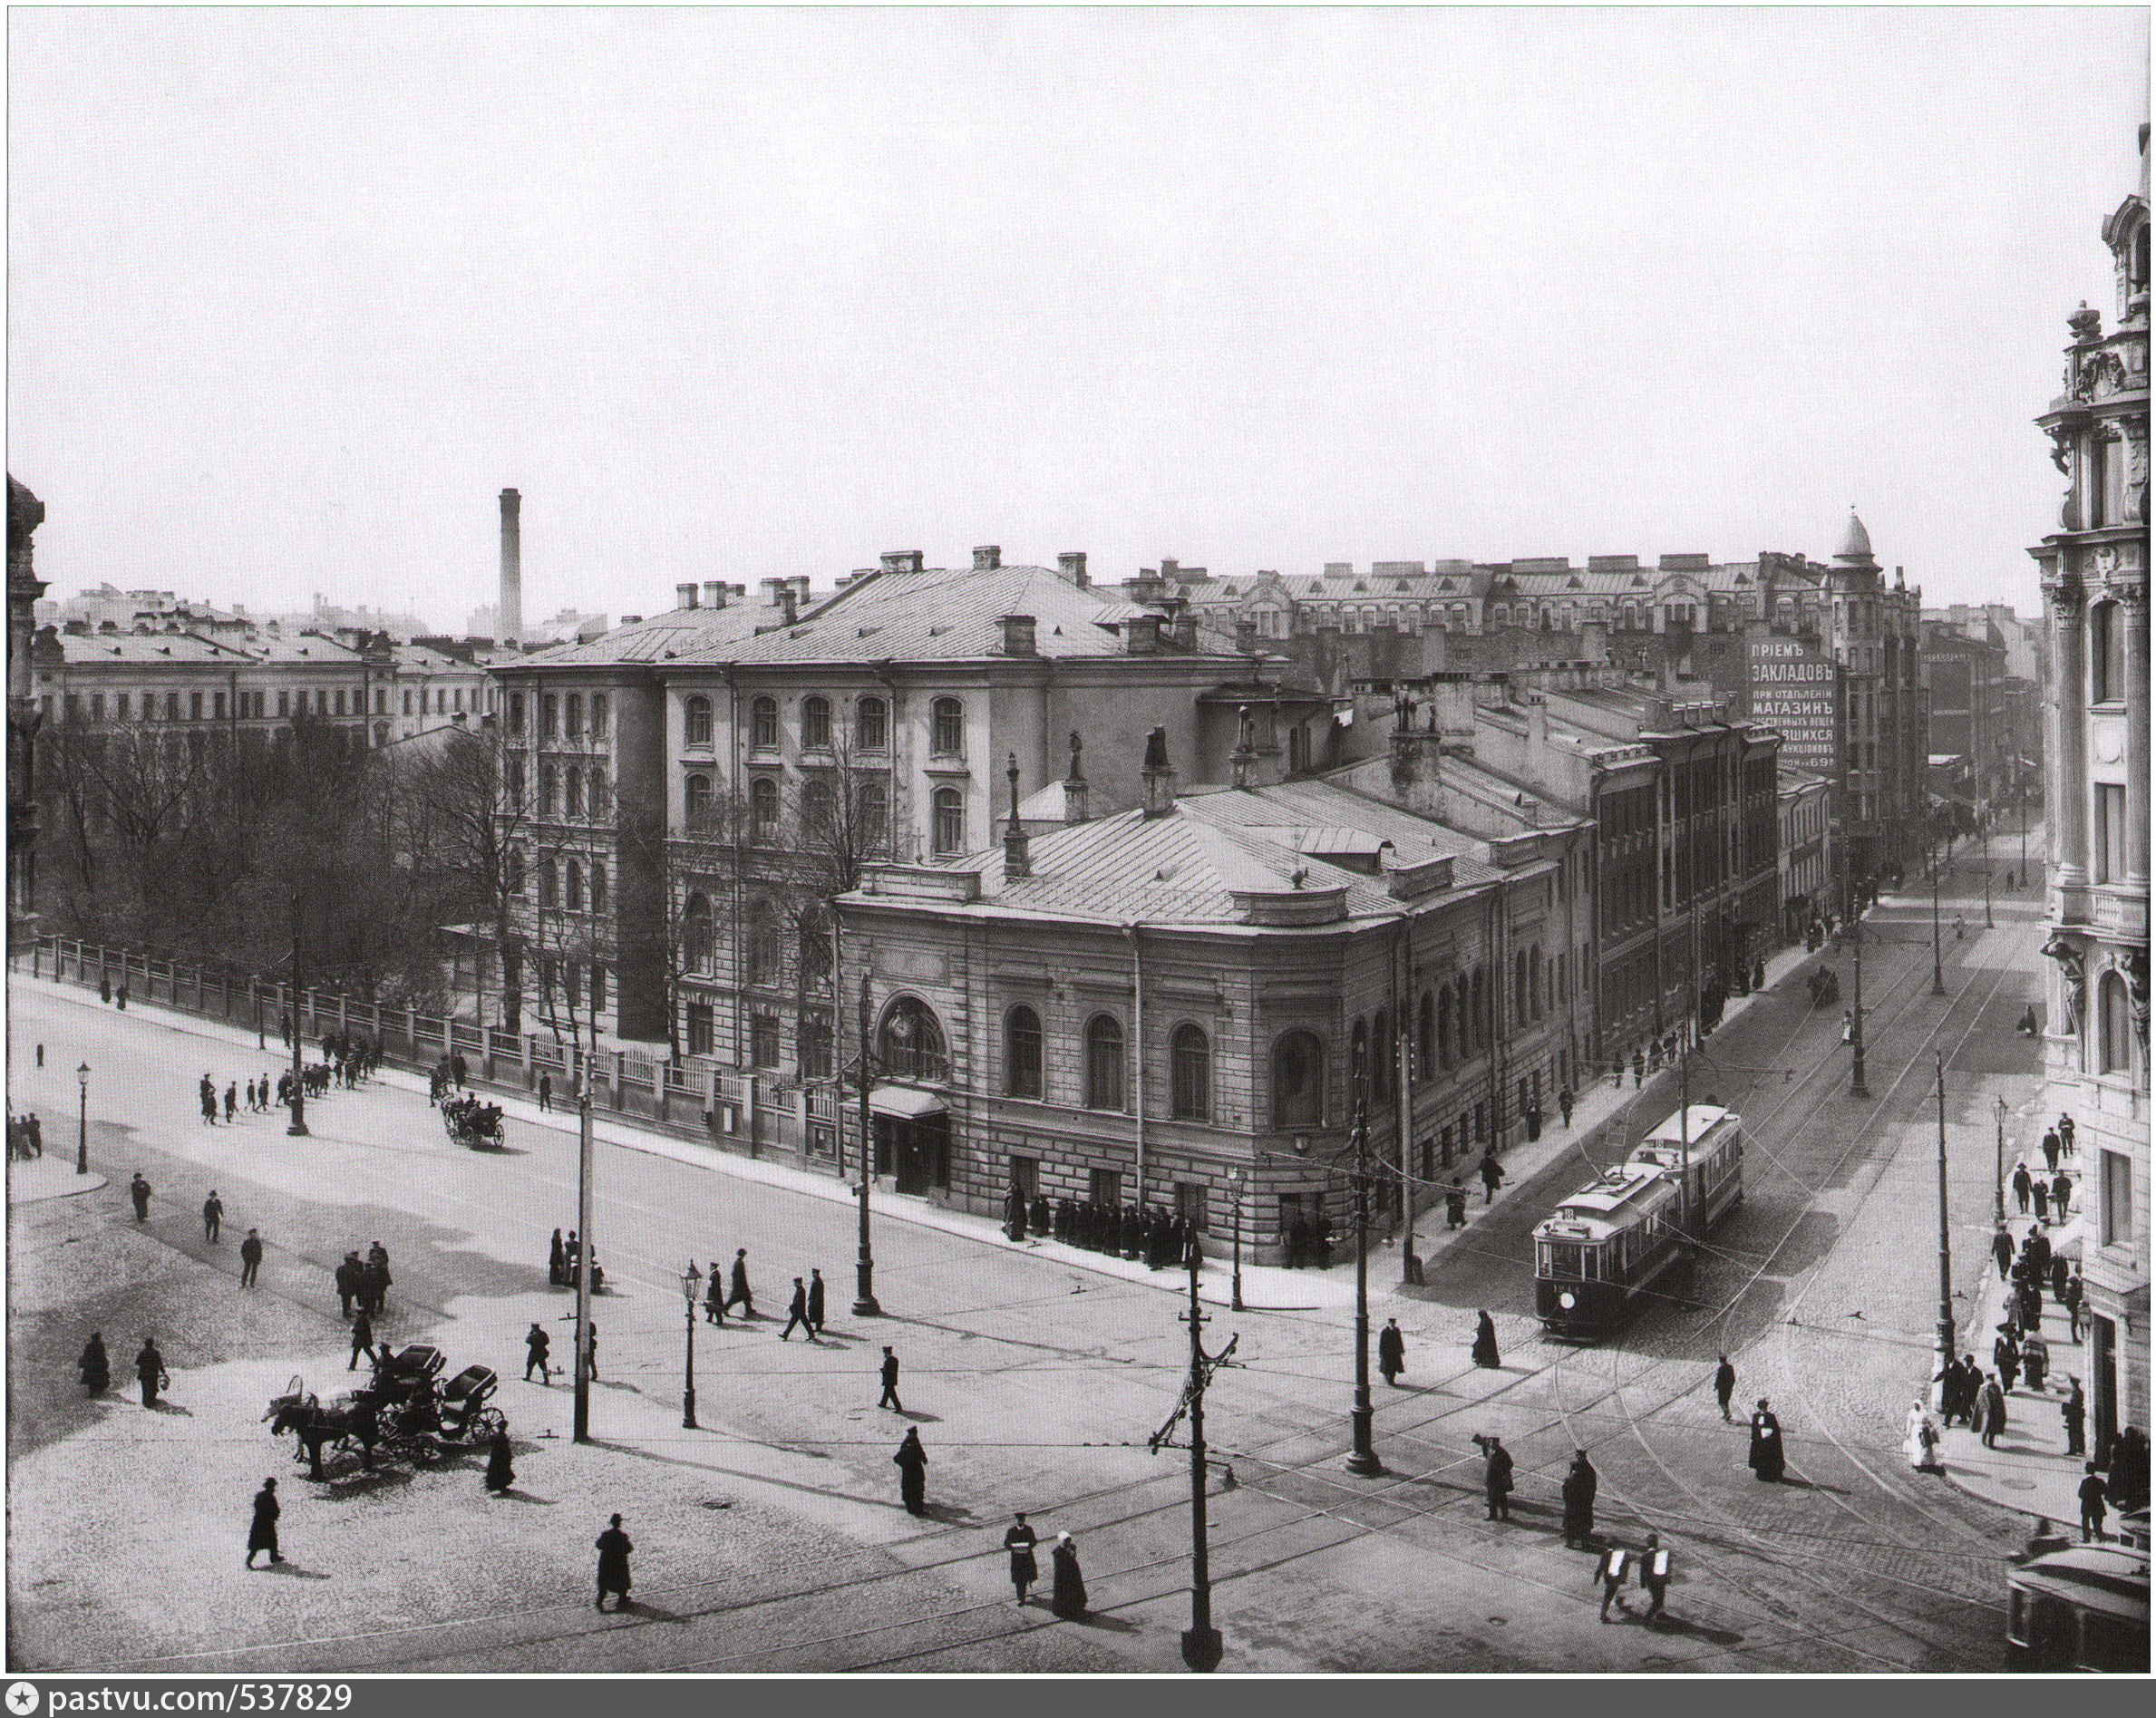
xmin=1062 ymin=729 xmax=1089 ymax=824
xmin=703 ymin=581 xmax=726 ymax=610
xmin=499 ymin=490 xmax=523 ymax=647
xmin=1124 ymin=615 xmax=1161 ymax=655
xmin=676 ymin=583 xmax=700 ymax=610
xmin=998 ymin=615 xmax=1036 ymax=656
xmin=880 ymin=550 xmax=924 ymax=574
xmin=1140 ymin=727 xmax=1177 ymax=817
xmin=1058 ymin=551 xmax=1088 ymax=587
xmin=973 ymin=545 xmax=1002 ymax=571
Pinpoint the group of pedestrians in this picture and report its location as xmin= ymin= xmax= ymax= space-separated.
xmin=335 ymin=1243 xmax=393 ymax=1318
xmin=1010 ymin=1195 xmax=1201 ymax=1271
xmin=77 ymin=1331 xmax=168 ymax=1408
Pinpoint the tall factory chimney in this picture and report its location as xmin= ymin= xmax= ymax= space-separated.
xmin=498 ymin=489 xmax=523 ymax=647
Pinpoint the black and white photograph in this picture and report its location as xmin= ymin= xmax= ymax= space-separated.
xmin=5 ymin=5 xmax=2150 ymax=1680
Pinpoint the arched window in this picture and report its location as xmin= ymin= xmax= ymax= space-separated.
xmin=1272 ymin=1031 xmax=1324 ymax=1129
xmin=1436 ymin=984 xmax=1454 ymax=1067
xmin=683 ymin=891 xmax=714 ymax=972
xmin=932 ymin=696 xmax=965 ymax=757
xmin=1471 ymin=966 xmax=1488 ymax=1047
xmin=801 ymin=776 xmax=836 ymax=833
xmin=1170 ymin=1024 xmax=1210 ymax=1121
xmin=508 ymin=756 xmax=526 ymax=808
xmin=752 ymin=696 xmax=779 ymax=750
xmin=858 ymin=696 xmax=888 ymax=750
xmin=590 ymin=694 xmax=607 ymax=737
xmin=801 ymin=695 xmax=831 ymax=749
xmin=589 ymin=864 xmax=607 ymax=915
xmin=539 ymin=762 xmax=558 ymax=818
xmin=1084 ymin=1014 xmax=1125 ymax=1111
xmin=1350 ymin=1017 xmax=1370 ymax=1094
xmin=685 ymin=773 xmax=714 ymax=833
xmin=509 ymin=692 xmax=526 ymax=734
xmin=505 ymin=848 xmax=525 ymax=895
xmin=684 ymin=694 xmax=713 ymax=748
xmin=538 ymin=857 xmax=558 ymax=908
xmin=933 ymin=786 xmax=965 ymax=855
xmin=748 ymin=907 xmax=782 ymax=986
xmin=564 ymin=767 xmax=583 ymax=819
xmin=752 ymin=776 xmax=780 ymax=839
xmin=2100 ymin=971 xmax=2136 ymax=1074
xmin=879 ymin=996 xmax=947 ymax=1083
xmin=1418 ymin=992 xmax=1434 ymax=1079
xmin=565 ymin=694 xmax=583 ymax=738
xmin=1005 ymin=1005 xmax=1043 ymax=1100
xmin=540 ymin=694 xmax=558 ymax=739
xmin=2091 ymin=602 xmax=2126 ymax=704
xmin=565 ymin=859 xmax=584 ymax=910
xmin=587 ymin=765 xmax=608 ymax=818
xmin=858 ymin=779 xmax=889 ymax=847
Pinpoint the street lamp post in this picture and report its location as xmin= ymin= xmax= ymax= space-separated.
xmin=76 ymin=1062 xmax=90 ymax=1175
xmin=1994 ymin=1095 xmax=2008 ymax=1229
xmin=1229 ymin=1169 xmax=1246 ymax=1313
xmin=1848 ymin=851 xmax=1870 ymax=1098
xmin=1932 ymin=1054 xmax=1956 ymax=1415
xmin=1345 ymin=1099 xmax=1382 ymax=1477
xmin=852 ymin=973 xmax=881 ymax=1317
xmin=2017 ymin=786 xmax=2029 ymax=889
xmin=680 ymin=1259 xmax=702 ymax=1430
xmin=1929 ymin=845 xmax=1947 ymax=996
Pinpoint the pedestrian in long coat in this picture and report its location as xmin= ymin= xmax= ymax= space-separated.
xmin=2032 ymin=1179 xmax=2050 ymax=1222
xmin=806 ymin=1269 xmax=826 ymax=1336
xmin=349 ymin=1312 xmax=376 ymax=1371
xmin=704 ymin=1263 xmax=726 ymax=1326
xmin=1050 ymin=1533 xmax=1087 ymax=1618
xmin=1480 ymin=1149 xmax=1503 ymax=1204
xmin=202 ymin=1191 xmax=224 ymax=1244
xmin=136 ymin=1337 xmax=169 ymax=1408
xmin=2058 ymin=1114 xmax=2076 ymax=1156
xmin=1471 ymin=1310 xmax=1501 ymax=1369
xmin=1562 ymin=1450 xmax=1598 ymax=1547
xmin=239 ymin=1228 xmax=263 ymax=1287
xmin=1445 ymin=1179 xmax=1468 ymax=1229
xmin=894 ymin=1427 xmax=927 ymax=1516
xmin=1005 ymin=1186 xmax=1027 ymax=1244
xmin=1992 ymin=1227 xmax=2015 ymax=1277
xmin=525 ymin=1323 xmax=552 ymax=1383
xmin=2080 ymin=1463 xmax=2110 ymax=1542
xmin=2013 ymin=1162 xmax=2033 ymax=1215
xmin=1747 ymin=1401 xmax=1784 ymax=1481
xmin=595 ymin=1515 xmax=633 ymax=1611
xmin=1004 ymin=1512 xmax=1039 ymax=1605
xmin=1378 ymin=1318 xmax=1406 ymax=1387
xmin=780 ymin=1277 xmax=815 ymax=1342
xmin=549 ymin=1229 xmax=566 ymax=1287
xmin=80 ymin=1332 xmax=111 ymax=1394
xmin=1996 ymin=1330 xmax=2021 ymax=1393
xmin=246 ymin=1479 xmax=283 ymax=1568
xmin=1980 ymin=1377 xmax=2007 ymax=1450
xmin=2064 ymin=1379 xmax=2088 ymax=1456
xmin=484 ymin=1426 xmax=515 ymax=1495
xmin=1714 ymin=1355 xmax=1737 ymax=1421
xmin=1030 ymin=1195 xmax=1051 ymax=1238
xmin=725 ymin=1248 xmax=754 ymax=1317
xmin=2042 ymin=1129 xmax=2061 ymax=1172
xmin=224 ymin=1082 xmax=238 ymax=1123
xmin=878 ymin=1346 xmax=903 ymax=1412
xmin=2019 ymin=1280 xmax=2044 ymax=1335
xmin=130 ymin=1173 xmax=152 ymax=1221
xmin=2025 ymin=1228 xmax=2054 ymax=1280
xmin=2052 ymin=1172 xmax=2073 ymax=1219
xmin=2052 ymin=1255 xmax=2072 ymax=1303
xmin=335 ymin=1254 xmax=359 ymax=1318
xmin=2022 ymin=1332 xmax=2050 ymax=1396
xmin=1481 ymin=1436 xmax=1516 ymax=1520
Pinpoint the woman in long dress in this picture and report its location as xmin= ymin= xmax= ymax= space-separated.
xmin=1471 ymin=1310 xmax=1500 ymax=1370
xmin=1050 ymin=1531 xmax=1088 ymax=1618
xmin=79 ymin=1332 xmax=110 ymax=1394
xmin=1748 ymin=1400 xmax=1785 ymax=1481
xmin=1902 ymin=1400 xmax=1939 ymax=1472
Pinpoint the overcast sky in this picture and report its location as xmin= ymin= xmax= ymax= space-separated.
xmin=8 ymin=7 xmax=2148 ymax=631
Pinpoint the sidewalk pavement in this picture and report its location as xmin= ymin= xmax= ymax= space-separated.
xmin=1939 ymin=1165 xmax=2092 ymax=1529
xmin=6 ymin=1151 xmax=108 ymax=1204
xmin=9 ymin=933 xmax=1815 ymax=1317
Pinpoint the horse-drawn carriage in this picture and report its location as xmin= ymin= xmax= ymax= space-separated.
xmin=442 ymin=1094 xmax=506 ymax=1150
xmin=265 ymin=1344 xmax=505 ymax=1479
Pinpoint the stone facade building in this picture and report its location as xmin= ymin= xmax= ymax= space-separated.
xmin=8 ymin=475 xmax=48 ymax=949
xmin=2035 ymin=130 xmax=2151 ymax=1460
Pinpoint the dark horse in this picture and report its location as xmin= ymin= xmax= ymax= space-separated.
xmin=265 ymin=1378 xmax=379 ymax=1480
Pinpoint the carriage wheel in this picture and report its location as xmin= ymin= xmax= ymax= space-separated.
xmin=471 ymin=1406 xmax=508 ymax=1443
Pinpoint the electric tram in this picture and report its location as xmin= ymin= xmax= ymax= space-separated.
xmin=1533 ymin=1104 xmax=1744 ymax=1339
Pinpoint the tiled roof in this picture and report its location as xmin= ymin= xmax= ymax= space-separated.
xmin=248 ymin=634 xmax=369 ymax=665
xmin=44 ymin=631 xmax=253 ymax=664
xmin=512 ymin=602 xmax=792 ymax=668
xmin=693 ymin=563 xmax=1238 ymax=667
xmin=1180 ymin=781 xmax=1505 ymax=888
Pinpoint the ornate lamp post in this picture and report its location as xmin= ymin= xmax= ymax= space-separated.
xmin=1345 ymin=1099 xmax=1381 ymax=1476
xmin=1228 ymin=1167 xmax=1246 ymax=1312
xmin=851 ymin=973 xmax=881 ymax=1316
xmin=679 ymin=1259 xmax=702 ymax=1430
xmin=76 ymin=1061 xmax=90 ymax=1174
xmin=1929 ymin=842 xmax=1947 ymax=996
xmin=1994 ymin=1095 xmax=2008 ymax=1229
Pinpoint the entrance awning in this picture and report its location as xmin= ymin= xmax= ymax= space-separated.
xmin=869 ymin=1085 xmax=947 ymax=1121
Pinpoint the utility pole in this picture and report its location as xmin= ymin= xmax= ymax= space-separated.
xmin=1932 ymin=1054 xmax=1955 ymax=1415
xmin=573 ymin=1091 xmax=595 ymax=1443
xmin=852 ymin=973 xmax=880 ymax=1316
xmin=1346 ymin=1098 xmax=1383 ymax=1477
xmin=286 ymin=905 xmax=309 ymax=1137
xmin=1994 ymin=1094 xmax=2008 ymax=1229
xmin=1929 ymin=842 xmax=1947 ymax=997
xmin=1397 ymin=933 xmax=1420 ymax=1286
xmin=1848 ymin=848 xmax=1870 ymax=1098
xmin=1178 ymin=1237 xmax=1224 ymax=1674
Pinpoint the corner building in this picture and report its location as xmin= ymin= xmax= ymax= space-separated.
xmin=2034 ymin=129 xmax=2150 ymax=1457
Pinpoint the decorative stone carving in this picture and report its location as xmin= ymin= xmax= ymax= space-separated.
xmin=2044 ymin=932 xmax=2086 ymax=1038
xmin=2070 ymin=301 xmax=2103 ymax=341
xmin=2073 ymin=351 xmax=2129 ymax=401
xmin=2126 ymin=947 xmax=2150 ymax=1050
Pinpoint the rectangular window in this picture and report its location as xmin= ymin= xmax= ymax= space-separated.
xmin=277 ymin=690 xmax=289 ymax=717
xmin=213 ymin=692 xmax=225 ymax=719
xmin=1090 ymin=1167 xmax=1122 ymax=1209
xmin=686 ymin=1003 xmax=714 ymax=1058
xmin=2095 ymin=784 xmax=2127 ymax=883
xmin=588 ymin=964 xmax=606 ymax=1014
xmin=541 ymin=694 xmax=558 ymax=739
xmin=591 ymin=694 xmax=607 ymax=737
xmin=403 ymin=690 xmax=413 ymax=715
xmin=189 ymin=692 xmax=203 ymax=721
xmin=509 ymin=692 xmax=525 ymax=733
xmin=168 ymin=692 xmax=180 ymax=720
xmin=1175 ymin=1181 xmax=1209 ymax=1233
xmin=800 ymin=1014 xmax=832 ymax=1080
xmin=2102 ymin=1149 xmax=2133 ymax=1247
xmin=88 ymin=694 xmax=103 ymax=721
xmin=114 ymin=693 xmax=129 ymax=720
xmin=752 ymin=1014 xmax=782 ymax=1069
